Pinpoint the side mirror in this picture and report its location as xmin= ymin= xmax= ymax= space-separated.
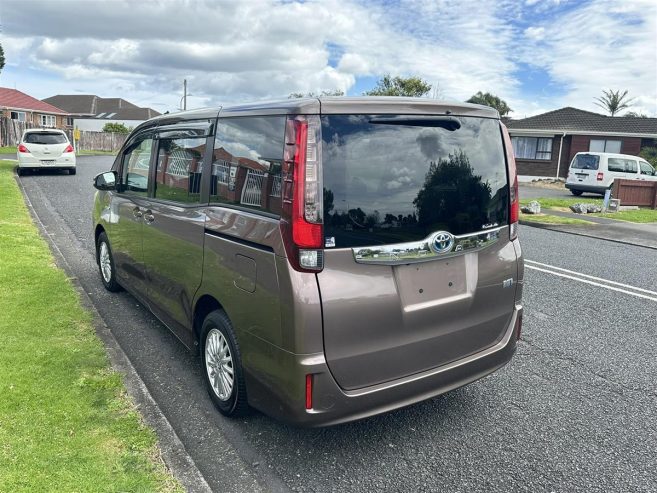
xmin=93 ymin=171 xmax=117 ymax=191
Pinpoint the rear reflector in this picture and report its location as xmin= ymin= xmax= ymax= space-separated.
xmin=516 ymin=311 xmax=523 ymax=340
xmin=500 ymin=123 xmax=519 ymax=240
xmin=597 ymin=172 xmax=604 ymax=181
xmin=18 ymin=144 xmax=28 ymax=153
xmin=305 ymin=374 xmax=313 ymax=410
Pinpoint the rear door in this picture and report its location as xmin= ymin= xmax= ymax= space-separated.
xmin=317 ymin=115 xmax=518 ymax=390
xmin=22 ymin=131 xmax=69 ymax=160
xmin=569 ymin=153 xmax=600 ymax=186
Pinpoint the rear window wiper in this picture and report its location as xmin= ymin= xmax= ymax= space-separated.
xmin=368 ymin=116 xmax=461 ymax=131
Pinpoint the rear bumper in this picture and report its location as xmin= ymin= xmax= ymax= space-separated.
xmin=565 ymin=182 xmax=606 ymax=194
xmin=244 ymin=304 xmax=521 ymax=427
xmin=17 ymin=154 xmax=76 ymax=168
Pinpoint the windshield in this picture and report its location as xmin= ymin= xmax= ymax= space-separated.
xmin=571 ymin=154 xmax=600 ymax=170
xmin=321 ymin=115 xmax=509 ymax=248
xmin=24 ymin=132 xmax=68 ymax=145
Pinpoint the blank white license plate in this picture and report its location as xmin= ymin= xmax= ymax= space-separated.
xmin=41 ymin=160 xmax=56 ymax=165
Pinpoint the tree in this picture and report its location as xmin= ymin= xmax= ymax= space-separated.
xmin=594 ymin=89 xmax=635 ymax=116
xmin=102 ymin=122 xmax=131 ymax=134
xmin=639 ymin=146 xmax=657 ymax=168
xmin=363 ymin=75 xmax=432 ymax=97
xmin=466 ymin=92 xmax=512 ymax=117
xmin=624 ymin=111 xmax=647 ymax=118
xmin=289 ymin=89 xmax=344 ymax=98
xmin=0 ymin=43 xmax=5 ymax=74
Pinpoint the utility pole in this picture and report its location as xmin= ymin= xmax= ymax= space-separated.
xmin=183 ymin=79 xmax=187 ymax=111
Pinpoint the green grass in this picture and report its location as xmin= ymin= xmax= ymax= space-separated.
xmin=590 ymin=209 xmax=657 ymax=223
xmin=520 ymin=212 xmax=595 ymax=225
xmin=520 ymin=197 xmax=602 ymax=209
xmin=0 ymin=146 xmax=17 ymax=153
xmin=77 ymin=150 xmax=118 ymax=156
xmin=0 ymin=160 xmax=182 ymax=492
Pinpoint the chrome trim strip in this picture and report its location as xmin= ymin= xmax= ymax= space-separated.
xmin=351 ymin=226 xmax=505 ymax=265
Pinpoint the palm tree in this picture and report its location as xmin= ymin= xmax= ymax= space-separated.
xmin=594 ymin=89 xmax=635 ymax=116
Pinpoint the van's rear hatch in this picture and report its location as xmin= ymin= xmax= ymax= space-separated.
xmin=567 ymin=153 xmax=601 ymax=186
xmin=317 ymin=114 xmax=517 ymax=390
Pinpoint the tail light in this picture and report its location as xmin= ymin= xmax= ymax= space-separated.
xmin=281 ymin=115 xmax=324 ymax=272
xmin=501 ymin=123 xmax=519 ymax=240
xmin=18 ymin=144 xmax=29 ymax=153
xmin=596 ymin=172 xmax=604 ymax=181
xmin=64 ymin=144 xmax=74 ymax=153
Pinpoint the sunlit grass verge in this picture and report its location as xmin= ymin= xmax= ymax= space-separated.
xmin=0 ymin=146 xmax=17 ymax=153
xmin=521 ymin=197 xmax=657 ymax=223
xmin=0 ymin=161 xmax=182 ymax=493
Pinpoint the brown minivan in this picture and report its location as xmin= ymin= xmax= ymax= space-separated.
xmin=92 ymin=97 xmax=523 ymax=426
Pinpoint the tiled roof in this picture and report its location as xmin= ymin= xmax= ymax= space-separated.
xmin=43 ymin=94 xmax=160 ymax=119
xmin=0 ymin=87 xmax=68 ymax=114
xmin=507 ymin=107 xmax=657 ymax=135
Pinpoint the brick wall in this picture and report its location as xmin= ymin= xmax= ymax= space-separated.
xmin=568 ymin=135 xmax=642 ymax=160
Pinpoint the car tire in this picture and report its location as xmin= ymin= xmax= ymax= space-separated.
xmin=16 ymin=167 xmax=23 ymax=176
xmin=97 ymin=232 xmax=122 ymax=292
xmin=570 ymin=189 xmax=583 ymax=196
xmin=201 ymin=310 xmax=249 ymax=417
xmin=69 ymin=168 xmax=77 ymax=175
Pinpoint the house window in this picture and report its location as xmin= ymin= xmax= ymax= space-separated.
xmin=40 ymin=115 xmax=57 ymax=127
xmin=589 ymin=139 xmax=621 ymax=153
xmin=10 ymin=111 xmax=27 ymax=122
xmin=511 ymin=137 xmax=553 ymax=160
xmin=66 ymin=117 xmax=74 ymax=126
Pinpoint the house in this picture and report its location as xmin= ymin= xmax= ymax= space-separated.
xmin=42 ymin=94 xmax=161 ymax=131
xmin=0 ymin=87 xmax=69 ymax=129
xmin=506 ymin=107 xmax=657 ymax=179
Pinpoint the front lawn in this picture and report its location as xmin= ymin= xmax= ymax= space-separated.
xmin=0 ymin=160 xmax=181 ymax=492
xmin=519 ymin=212 xmax=595 ymax=225
xmin=521 ymin=197 xmax=657 ymax=224
xmin=0 ymin=145 xmax=17 ymax=153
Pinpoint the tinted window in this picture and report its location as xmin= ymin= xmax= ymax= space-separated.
xmin=321 ymin=115 xmax=509 ymax=248
xmin=24 ymin=132 xmax=68 ymax=144
xmin=608 ymin=158 xmax=637 ymax=173
xmin=154 ymin=137 xmax=206 ymax=203
xmin=571 ymin=154 xmax=599 ymax=170
xmin=640 ymin=162 xmax=655 ymax=175
xmin=210 ymin=116 xmax=285 ymax=215
xmin=121 ymin=137 xmax=153 ymax=195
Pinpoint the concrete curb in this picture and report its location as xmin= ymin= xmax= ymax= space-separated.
xmin=520 ymin=220 xmax=657 ymax=251
xmin=15 ymin=173 xmax=213 ymax=493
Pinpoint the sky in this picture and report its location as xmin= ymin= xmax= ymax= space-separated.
xmin=1 ymin=0 xmax=656 ymax=118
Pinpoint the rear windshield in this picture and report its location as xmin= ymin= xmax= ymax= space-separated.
xmin=24 ymin=132 xmax=68 ymax=145
xmin=571 ymin=154 xmax=600 ymax=170
xmin=321 ymin=115 xmax=509 ymax=248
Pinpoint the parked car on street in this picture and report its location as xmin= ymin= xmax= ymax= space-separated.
xmin=565 ymin=151 xmax=657 ymax=196
xmin=16 ymin=129 xmax=76 ymax=176
xmin=91 ymin=98 xmax=524 ymax=426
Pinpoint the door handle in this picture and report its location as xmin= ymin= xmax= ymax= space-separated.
xmin=143 ymin=211 xmax=155 ymax=223
xmin=133 ymin=207 xmax=143 ymax=218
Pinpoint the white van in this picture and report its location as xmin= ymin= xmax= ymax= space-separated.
xmin=565 ymin=152 xmax=657 ymax=196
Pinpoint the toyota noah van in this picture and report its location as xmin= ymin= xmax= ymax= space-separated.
xmin=92 ymin=98 xmax=524 ymax=426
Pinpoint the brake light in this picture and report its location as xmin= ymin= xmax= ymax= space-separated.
xmin=305 ymin=374 xmax=313 ymax=410
xmin=18 ymin=144 xmax=29 ymax=153
xmin=501 ymin=123 xmax=519 ymax=240
xmin=597 ymin=172 xmax=604 ymax=181
xmin=64 ymin=144 xmax=74 ymax=153
xmin=281 ymin=115 xmax=324 ymax=272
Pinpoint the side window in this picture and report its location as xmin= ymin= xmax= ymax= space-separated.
xmin=154 ymin=137 xmax=206 ymax=203
xmin=625 ymin=160 xmax=638 ymax=173
xmin=210 ymin=116 xmax=285 ymax=215
xmin=640 ymin=162 xmax=655 ymax=175
xmin=121 ymin=137 xmax=153 ymax=195
xmin=607 ymin=158 xmax=626 ymax=173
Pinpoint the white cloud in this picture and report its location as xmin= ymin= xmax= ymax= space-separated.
xmin=524 ymin=26 xmax=546 ymax=40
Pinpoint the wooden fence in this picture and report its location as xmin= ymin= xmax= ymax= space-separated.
xmin=0 ymin=117 xmax=126 ymax=152
xmin=613 ymin=179 xmax=657 ymax=209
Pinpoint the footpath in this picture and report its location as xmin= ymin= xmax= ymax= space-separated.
xmin=521 ymin=209 xmax=657 ymax=250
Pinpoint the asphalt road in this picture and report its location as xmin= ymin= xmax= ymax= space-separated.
xmin=16 ymin=157 xmax=657 ymax=493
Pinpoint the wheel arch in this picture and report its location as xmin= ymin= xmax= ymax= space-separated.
xmin=94 ymin=224 xmax=106 ymax=263
xmin=193 ymin=294 xmax=225 ymax=353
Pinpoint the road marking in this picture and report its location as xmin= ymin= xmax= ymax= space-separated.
xmin=526 ymin=259 xmax=657 ymax=296
xmin=525 ymin=261 xmax=657 ymax=303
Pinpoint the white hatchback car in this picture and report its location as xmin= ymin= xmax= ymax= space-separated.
xmin=565 ymin=151 xmax=657 ymax=196
xmin=17 ymin=129 xmax=76 ymax=176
